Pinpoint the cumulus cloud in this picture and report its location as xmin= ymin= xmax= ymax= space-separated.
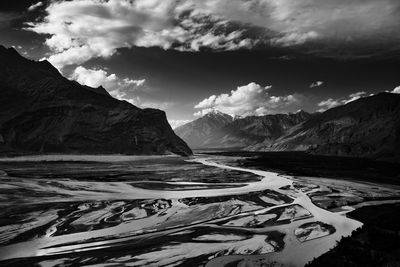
xmin=169 ymin=119 xmax=192 ymax=129
xmin=71 ymin=67 xmax=176 ymax=110
xmin=26 ymin=0 xmax=400 ymax=68
xmin=26 ymin=0 xmax=256 ymax=68
xmin=317 ymin=91 xmax=367 ymax=112
xmin=271 ymin=31 xmax=320 ymax=47
xmin=391 ymin=86 xmax=400 ymax=94
xmin=194 ymin=82 xmax=302 ymax=117
xmin=71 ymin=66 xmax=145 ymax=104
xmin=343 ymin=91 xmax=367 ymax=104
xmin=28 ymin=2 xmax=43 ymax=12
xmin=317 ymin=98 xmax=341 ymax=112
xmin=310 ymin=81 xmax=324 ymax=88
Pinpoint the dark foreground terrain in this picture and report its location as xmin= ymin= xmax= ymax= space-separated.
xmin=202 ymin=151 xmax=400 ymax=185
xmin=307 ymin=203 xmax=400 ymax=267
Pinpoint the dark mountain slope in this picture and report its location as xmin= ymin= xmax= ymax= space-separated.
xmin=0 ymin=45 xmax=192 ymax=156
xmin=267 ymin=93 xmax=400 ymax=160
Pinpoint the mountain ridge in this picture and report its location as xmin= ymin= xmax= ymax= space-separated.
xmin=0 ymin=45 xmax=192 ymax=156
xmin=264 ymin=92 xmax=400 ymax=160
xmin=175 ymin=110 xmax=314 ymax=149
xmin=176 ymin=93 xmax=400 ymax=161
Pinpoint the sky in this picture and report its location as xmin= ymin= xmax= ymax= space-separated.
xmin=1 ymin=0 xmax=400 ymax=128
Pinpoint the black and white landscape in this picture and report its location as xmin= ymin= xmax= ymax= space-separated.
xmin=1 ymin=1 xmax=400 ymax=267
xmin=175 ymin=93 xmax=400 ymax=160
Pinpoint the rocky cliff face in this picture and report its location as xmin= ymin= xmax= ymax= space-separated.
xmin=263 ymin=93 xmax=400 ymax=160
xmin=0 ymin=45 xmax=192 ymax=156
xmin=175 ymin=110 xmax=313 ymax=149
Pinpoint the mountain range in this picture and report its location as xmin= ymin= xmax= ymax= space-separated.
xmin=176 ymin=93 xmax=400 ymax=161
xmin=2 ymin=44 xmax=399 ymax=160
xmin=0 ymin=45 xmax=192 ymax=156
xmin=175 ymin=110 xmax=313 ymax=149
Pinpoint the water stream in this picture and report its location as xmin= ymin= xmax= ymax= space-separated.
xmin=0 ymin=155 xmax=366 ymax=266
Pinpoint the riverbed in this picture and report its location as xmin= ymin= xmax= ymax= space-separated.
xmin=0 ymin=154 xmax=398 ymax=266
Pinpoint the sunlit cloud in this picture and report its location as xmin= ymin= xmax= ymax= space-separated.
xmin=26 ymin=0 xmax=400 ymax=69
xmin=194 ymin=82 xmax=302 ymax=116
xmin=317 ymin=91 xmax=367 ymax=112
xmin=28 ymin=1 xmax=43 ymax=12
xmin=391 ymin=86 xmax=400 ymax=94
xmin=71 ymin=66 xmax=145 ymax=104
xmin=310 ymin=81 xmax=324 ymax=88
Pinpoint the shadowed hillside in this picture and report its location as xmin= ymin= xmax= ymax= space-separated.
xmin=266 ymin=93 xmax=400 ymax=161
xmin=0 ymin=46 xmax=192 ymax=156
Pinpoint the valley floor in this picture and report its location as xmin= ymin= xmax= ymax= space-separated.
xmin=0 ymin=153 xmax=398 ymax=266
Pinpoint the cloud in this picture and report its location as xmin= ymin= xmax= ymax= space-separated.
xmin=391 ymin=86 xmax=400 ymax=94
xmin=28 ymin=2 xmax=43 ymax=12
xmin=310 ymin=81 xmax=324 ymax=88
xmin=271 ymin=31 xmax=320 ymax=47
xmin=317 ymin=91 xmax=367 ymax=112
xmin=193 ymin=108 xmax=216 ymax=117
xmin=260 ymin=0 xmax=400 ymax=53
xmin=343 ymin=91 xmax=367 ymax=104
xmin=317 ymin=98 xmax=342 ymax=112
xmin=71 ymin=66 xmax=145 ymax=104
xmin=169 ymin=119 xmax=192 ymax=129
xmin=71 ymin=66 xmax=175 ymax=111
xmin=26 ymin=0 xmax=257 ymax=68
xmin=26 ymin=0 xmax=400 ymax=68
xmin=140 ymin=101 xmax=175 ymax=110
xmin=194 ymin=82 xmax=302 ymax=116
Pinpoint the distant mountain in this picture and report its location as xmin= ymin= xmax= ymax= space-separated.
xmin=174 ymin=110 xmax=233 ymax=148
xmin=259 ymin=92 xmax=400 ymax=160
xmin=177 ymin=93 xmax=400 ymax=161
xmin=175 ymin=110 xmax=313 ymax=149
xmin=0 ymin=45 xmax=192 ymax=156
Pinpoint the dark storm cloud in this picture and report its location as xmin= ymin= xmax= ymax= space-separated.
xmin=22 ymin=0 xmax=400 ymax=69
